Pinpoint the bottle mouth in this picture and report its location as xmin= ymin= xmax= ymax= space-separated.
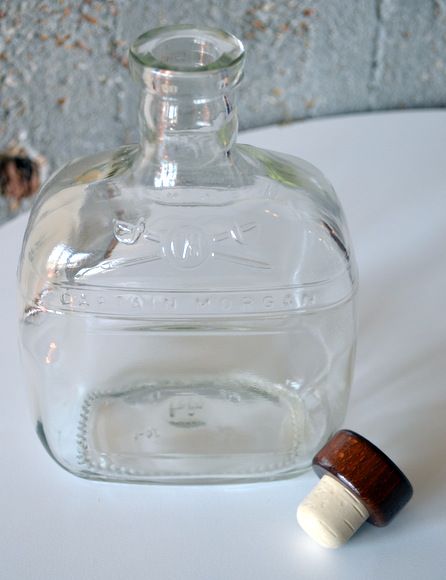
xmin=130 ymin=25 xmax=245 ymax=91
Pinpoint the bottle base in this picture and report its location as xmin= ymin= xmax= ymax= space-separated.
xmin=39 ymin=417 xmax=312 ymax=484
xmin=38 ymin=375 xmax=319 ymax=483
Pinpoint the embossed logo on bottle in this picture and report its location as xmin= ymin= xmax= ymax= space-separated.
xmin=113 ymin=217 xmax=145 ymax=245
xmin=166 ymin=225 xmax=210 ymax=269
xmin=109 ymin=217 xmax=271 ymax=271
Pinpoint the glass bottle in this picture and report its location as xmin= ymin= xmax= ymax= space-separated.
xmin=18 ymin=25 xmax=357 ymax=483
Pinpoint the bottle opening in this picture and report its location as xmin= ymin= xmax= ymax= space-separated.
xmin=130 ymin=25 xmax=245 ymax=76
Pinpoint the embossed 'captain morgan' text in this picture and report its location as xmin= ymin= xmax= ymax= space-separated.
xmin=43 ymin=286 xmax=312 ymax=316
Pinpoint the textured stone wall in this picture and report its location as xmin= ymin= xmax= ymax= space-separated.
xmin=1 ymin=0 xmax=446 ymax=170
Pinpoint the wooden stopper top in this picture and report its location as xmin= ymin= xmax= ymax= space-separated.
xmin=312 ymin=430 xmax=413 ymax=527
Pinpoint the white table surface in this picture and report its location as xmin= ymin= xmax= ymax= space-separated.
xmin=1 ymin=110 xmax=445 ymax=580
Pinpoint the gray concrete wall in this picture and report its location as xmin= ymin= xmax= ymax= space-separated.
xmin=1 ymin=0 xmax=446 ymax=173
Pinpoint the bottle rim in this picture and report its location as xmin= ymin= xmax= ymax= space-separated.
xmin=130 ymin=24 xmax=245 ymax=87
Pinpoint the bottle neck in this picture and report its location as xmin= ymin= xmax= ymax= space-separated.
xmin=129 ymin=25 xmax=245 ymax=187
xmin=137 ymin=87 xmax=239 ymax=184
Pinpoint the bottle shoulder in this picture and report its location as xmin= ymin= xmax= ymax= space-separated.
xmin=29 ymin=141 xmax=341 ymax=218
xmin=235 ymin=143 xmax=337 ymax=200
xmin=29 ymin=145 xmax=139 ymax=217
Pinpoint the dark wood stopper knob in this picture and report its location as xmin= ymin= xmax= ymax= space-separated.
xmin=312 ymin=429 xmax=413 ymax=526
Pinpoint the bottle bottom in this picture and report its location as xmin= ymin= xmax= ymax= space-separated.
xmin=41 ymin=376 xmax=318 ymax=483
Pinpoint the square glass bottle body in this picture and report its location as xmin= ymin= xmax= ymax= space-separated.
xmin=18 ymin=26 xmax=357 ymax=483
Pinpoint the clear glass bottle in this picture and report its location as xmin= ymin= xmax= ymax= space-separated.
xmin=18 ymin=25 xmax=357 ymax=483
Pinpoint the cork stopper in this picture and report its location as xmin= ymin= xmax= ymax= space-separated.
xmin=297 ymin=474 xmax=369 ymax=548
xmin=297 ymin=430 xmax=413 ymax=548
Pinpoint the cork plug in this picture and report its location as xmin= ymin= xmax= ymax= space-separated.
xmin=297 ymin=430 xmax=413 ymax=549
